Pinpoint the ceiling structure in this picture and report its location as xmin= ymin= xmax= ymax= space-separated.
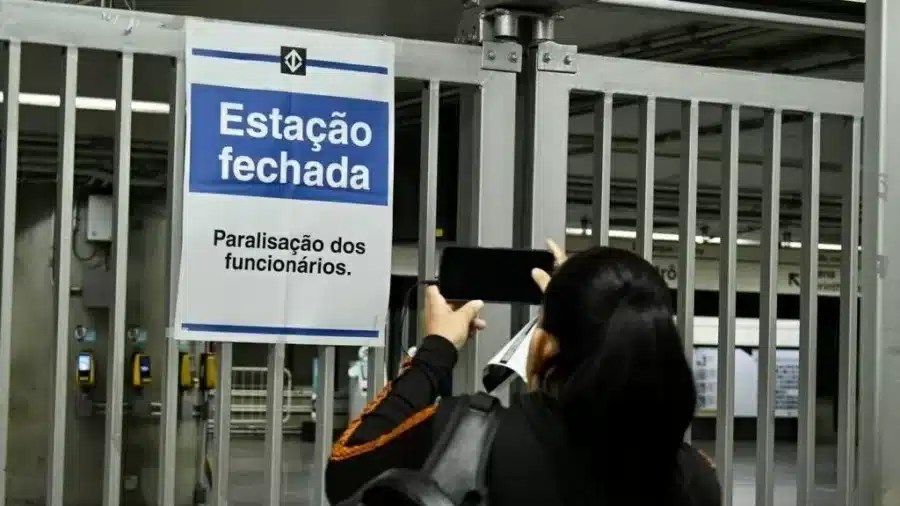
xmin=26 ymin=0 xmax=866 ymax=243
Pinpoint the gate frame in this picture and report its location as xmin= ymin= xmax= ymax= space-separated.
xmin=0 ymin=2 xmax=521 ymax=506
xmin=526 ymin=39 xmax=864 ymax=506
xmin=0 ymin=1 xmax=893 ymax=506
xmin=860 ymin=1 xmax=900 ymax=505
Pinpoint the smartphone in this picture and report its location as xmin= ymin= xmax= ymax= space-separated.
xmin=438 ymin=246 xmax=555 ymax=304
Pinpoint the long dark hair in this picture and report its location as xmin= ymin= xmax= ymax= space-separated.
xmin=539 ymin=246 xmax=697 ymax=503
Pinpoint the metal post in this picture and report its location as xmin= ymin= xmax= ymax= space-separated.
xmin=0 ymin=39 xmax=20 ymax=506
xmin=591 ymin=94 xmax=612 ymax=246
xmin=263 ymin=342 xmax=286 ymax=506
xmin=47 ymin=46 xmax=78 ymax=506
xmin=635 ymin=97 xmax=655 ymax=261
xmin=836 ymin=117 xmax=861 ymax=506
xmin=366 ymin=347 xmax=385 ymax=400
xmin=194 ymin=341 xmax=210 ymax=503
xmin=716 ymin=104 xmax=739 ymax=506
xmin=756 ymin=109 xmax=782 ymax=506
xmin=453 ymin=88 xmax=477 ymax=395
xmin=102 ymin=51 xmax=134 ymax=506
xmin=312 ymin=346 xmax=335 ymax=506
xmin=416 ymin=81 xmax=440 ymax=336
xmin=797 ymin=113 xmax=821 ymax=506
xmin=677 ymin=100 xmax=698 ymax=381
xmin=159 ymin=56 xmax=186 ymax=506
xmin=860 ymin=1 xmax=900 ymax=503
xmin=212 ymin=342 xmax=232 ymax=506
xmin=528 ymin=43 xmax=568 ymax=253
xmin=454 ymin=71 xmax=517 ymax=396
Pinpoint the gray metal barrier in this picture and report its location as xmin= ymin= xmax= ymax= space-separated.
xmin=0 ymin=2 xmax=517 ymax=506
xmin=527 ymin=42 xmax=863 ymax=506
xmin=0 ymin=0 xmax=898 ymax=505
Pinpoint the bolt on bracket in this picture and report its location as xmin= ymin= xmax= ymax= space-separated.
xmin=536 ymin=41 xmax=577 ymax=74
xmin=482 ymin=40 xmax=522 ymax=72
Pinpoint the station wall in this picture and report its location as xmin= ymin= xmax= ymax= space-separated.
xmin=6 ymin=186 xmax=197 ymax=505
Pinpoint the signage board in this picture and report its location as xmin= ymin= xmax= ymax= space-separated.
xmin=174 ymin=20 xmax=394 ymax=346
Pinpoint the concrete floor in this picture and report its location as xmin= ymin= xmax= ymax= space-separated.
xmin=227 ymin=438 xmax=840 ymax=505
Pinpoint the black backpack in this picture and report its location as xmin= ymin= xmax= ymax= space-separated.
xmin=339 ymin=392 xmax=501 ymax=506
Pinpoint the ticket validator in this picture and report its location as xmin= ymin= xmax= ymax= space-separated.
xmin=75 ymin=352 xmax=96 ymax=416
xmin=129 ymin=352 xmax=152 ymax=416
xmin=199 ymin=352 xmax=217 ymax=391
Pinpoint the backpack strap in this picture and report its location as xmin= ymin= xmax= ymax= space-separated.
xmin=358 ymin=468 xmax=458 ymax=506
xmin=422 ymin=393 xmax=501 ymax=505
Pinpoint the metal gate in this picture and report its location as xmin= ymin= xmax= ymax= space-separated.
xmin=526 ymin=41 xmax=864 ymax=506
xmin=0 ymin=2 xmax=517 ymax=505
xmin=0 ymin=0 xmax=897 ymax=506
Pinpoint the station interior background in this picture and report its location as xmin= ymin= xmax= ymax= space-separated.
xmin=3 ymin=0 xmax=865 ymax=505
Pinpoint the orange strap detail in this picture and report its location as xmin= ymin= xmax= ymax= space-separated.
xmin=330 ymin=379 xmax=438 ymax=462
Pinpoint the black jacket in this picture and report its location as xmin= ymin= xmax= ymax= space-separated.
xmin=326 ymin=335 xmax=721 ymax=505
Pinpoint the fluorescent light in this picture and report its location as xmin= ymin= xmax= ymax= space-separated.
xmin=0 ymin=91 xmax=170 ymax=114
xmin=568 ymin=227 xmax=844 ymax=252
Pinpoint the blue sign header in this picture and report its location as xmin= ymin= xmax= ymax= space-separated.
xmin=189 ymin=84 xmax=390 ymax=206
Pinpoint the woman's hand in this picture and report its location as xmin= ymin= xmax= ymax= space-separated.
xmin=530 ymin=238 xmax=567 ymax=292
xmin=423 ymin=285 xmax=486 ymax=350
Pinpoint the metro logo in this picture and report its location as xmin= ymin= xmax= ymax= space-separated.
xmin=280 ymin=46 xmax=307 ymax=75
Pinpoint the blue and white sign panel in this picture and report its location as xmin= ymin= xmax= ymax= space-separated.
xmin=174 ymin=20 xmax=394 ymax=347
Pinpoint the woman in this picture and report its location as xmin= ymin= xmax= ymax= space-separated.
xmin=327 ymin=243 xmax=720 ymax=505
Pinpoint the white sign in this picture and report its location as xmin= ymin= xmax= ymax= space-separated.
xmin=174 ymin=20 xmax=395 ymax=346
xmin=484 ymin=316 xmax=538 ymax=392
xmin=694 ymin=347 xmax=799 ymax=419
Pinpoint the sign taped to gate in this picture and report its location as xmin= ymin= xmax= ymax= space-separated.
xmin=174 ymin=20 xmax=394 ymax=346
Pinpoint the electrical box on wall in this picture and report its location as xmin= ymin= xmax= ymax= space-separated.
xmin=85 ymin=195 xmax=113 ymax=242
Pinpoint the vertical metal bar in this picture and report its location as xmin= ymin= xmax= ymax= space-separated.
xmin=797 ymin=113 xmax=821 ymax=506
xmin=47 ymin=46 xmax=78 ymax=506
xmin=859 ymin=3 xmax=889 ymax=503
xmin=0 ymin=39 xmax=20 ymax=506
xmin=263 ymin=342 xmax=286 ymax=506
xmin=159 ymin=56 xmax=185 ymax=506
xmin=193 ymin=341 xmax=210 ymax=502
xmin=522 ymin=47 xmax=563 ymax=397
xmin=453 ymin=88 xmax=477 ymax=395
xmin=677 ymin=100 xmax=699 ymax=369
xmin=752 ymin=109 xmax=781 ymax=504
xmin=367 ymin=347 xmax=385 ymax=400
xmin=101 ymin=51 xmax=134 ymax=506
xmin=479 ymin=68 xmax=519 ymax=396
xmin=591 ymin=94 xmax=612 ymax=246
xmin=636 ymin=97 xmax=656 ymax=260
xmin=312 ymin=346 xmax=335 ymax=506
xmin=756 ymin=109 xmax=782 ymax=506
xmin=716 ymin=104 xmax=739 ymax=506
xmin=212 ymin=342 xmax=233 ymax=506
xmin=836 ymin=117 xmax=861 ymax=505
xmin=417 ymin=80 xmax=439 ymax=338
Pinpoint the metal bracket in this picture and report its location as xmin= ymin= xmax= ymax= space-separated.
xmin=535 ymin=42 xmax=577 ymax=73
xmin=482 ymin=40 xmax=522 ymax=72
xmin=456 ymin=2 xmax=560 ymax=46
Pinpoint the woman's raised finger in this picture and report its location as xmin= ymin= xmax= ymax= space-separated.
xmin=546 ymin=238 xmax=567 ymax=267
xmin=531 ymin=268 xmax=552 ymax=293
